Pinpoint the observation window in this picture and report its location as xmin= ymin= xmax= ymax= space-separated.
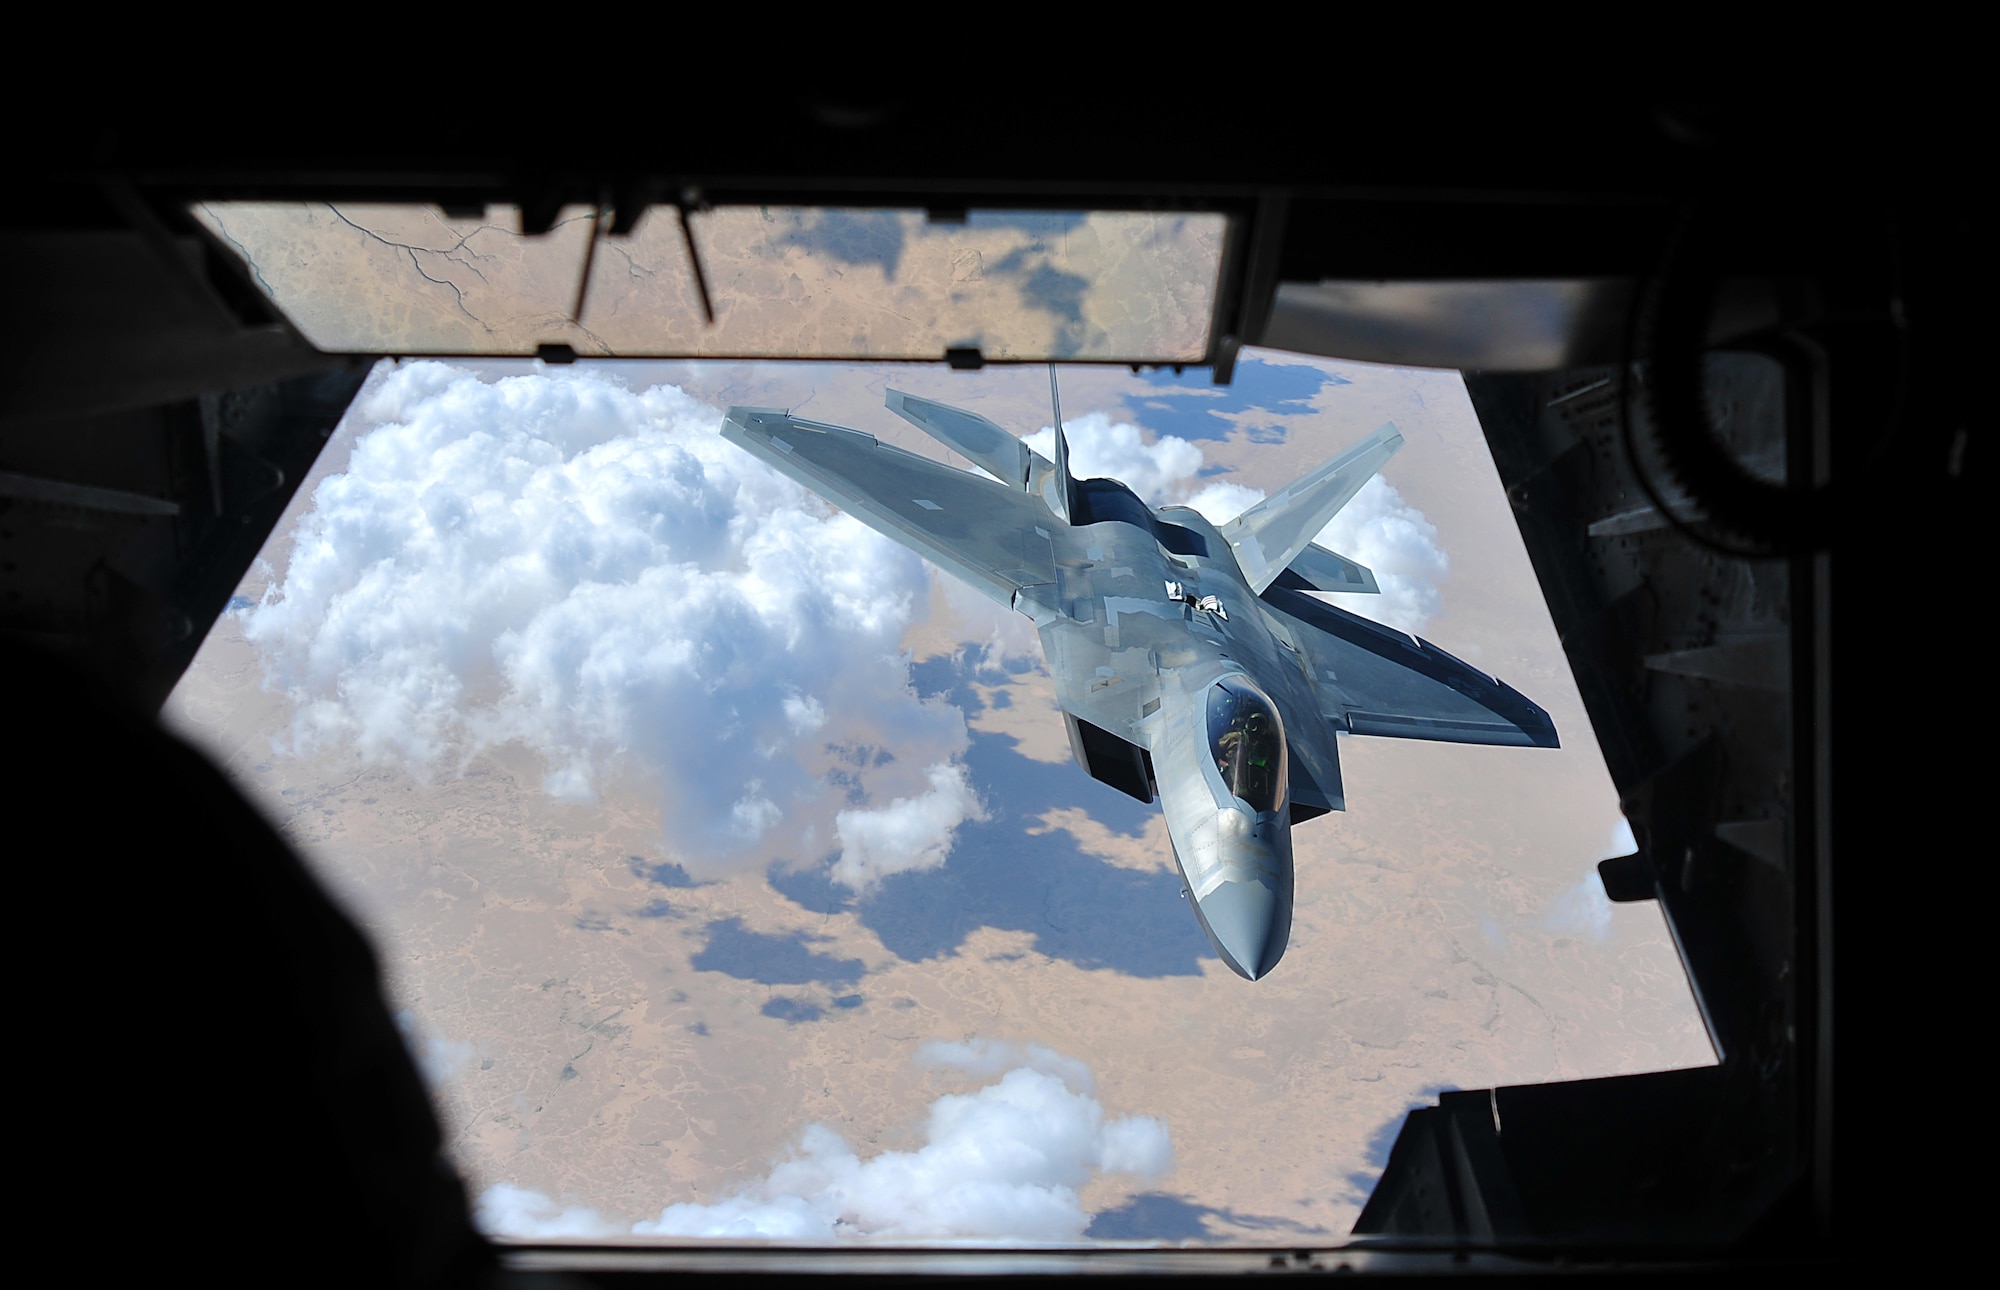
xmin=158 ymin=349 xmax=1714 ymax=1254
xmin=190 ymin=203 xmax=1226 ymax=363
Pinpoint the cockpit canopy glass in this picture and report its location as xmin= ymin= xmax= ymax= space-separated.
xmin=1206 ymin=679 xmax=1287 ymax=813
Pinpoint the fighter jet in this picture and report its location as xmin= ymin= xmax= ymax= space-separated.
xmin=721 ymin=382 xmax=1557 ymax=980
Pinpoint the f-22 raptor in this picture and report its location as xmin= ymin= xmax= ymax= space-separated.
xmin=722 ymin=383 xmax=1557 ymax=980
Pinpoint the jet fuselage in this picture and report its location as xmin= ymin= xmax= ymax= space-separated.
xmin=1021 ymin=480 xmax=1337 ymax=979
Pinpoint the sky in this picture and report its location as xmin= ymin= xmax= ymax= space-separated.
xmin=165 ymin=349 xmax=1712 ymax=1245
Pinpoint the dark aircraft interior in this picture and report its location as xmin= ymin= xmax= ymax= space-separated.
xmin=3 ymin=87 xmax=1967 ymax=1282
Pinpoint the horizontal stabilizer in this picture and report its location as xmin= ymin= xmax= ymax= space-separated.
xmin=1272 ymin=543 xmax=1381 ymax=595
xmin=1220 ymin=423 xmax=1403 ymax=594
xmin=886 ymin=389 xmax=1041 ymax=491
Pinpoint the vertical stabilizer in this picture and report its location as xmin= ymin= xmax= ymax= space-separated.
xmin=1038 ymin=364 xmax=1075 ymax=523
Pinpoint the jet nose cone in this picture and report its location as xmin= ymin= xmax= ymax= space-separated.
xmin=1194 ymin=879 xmax=1288 ymax=981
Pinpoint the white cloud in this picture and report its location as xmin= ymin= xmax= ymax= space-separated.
xmin=1311 ymin=476 xmax=1448 ymax=635
xmin=914 ymin=1038 xmax=1095 ymax=1094
xmin=476 ymin=1183 xmax=620 ymax=1240
xmin=1024 ymin=412 xmax=1203 ymax=506
xmin=1182 ymin=481 xmax=1267 ymax=526
xmin=246 ymin=365 xmax=1447 ymax=881
xmin=1185 ymin=472 xmax=1445 ymax=635
xmin=625 ymin=1045 xmax=1171 ymax=1244
xmin=1094 ymin=1116 xmax=1177 ymax=1179
xmin=831 ymin=762 xmax=987 ymax=890
xmin=477 ymin=1043 xmax=1177 ymax=1246
xmin=243 ymin=363 xmax=971 ymax=879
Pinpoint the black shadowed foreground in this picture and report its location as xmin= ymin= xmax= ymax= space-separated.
xmin=9 ymin=639 xmax=494 ymax=1287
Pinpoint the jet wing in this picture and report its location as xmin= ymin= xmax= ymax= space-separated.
xmin=1261 ymin=584 xmax=1559 ymax=748
xmin=721 ymin=407 xmax=1058 ymax=608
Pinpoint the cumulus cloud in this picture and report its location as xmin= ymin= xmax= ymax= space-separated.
xmin=476 ymin=1184 xmax=620 ymax=1239
xmin=1023 ymin=412 xmax=1203 ymax=506
xmin=1309 ymin=476 xmax=1449 ymax=635
xmin=629 ymin=1045 xmax=1171 ymax=1243
xmin=1183 ymin=469 xmax=1446 ymax=635
xmin=477 ymin=1044 xmax=1171 ymax=1245
xmin=831 ymin=762 xmax=986 ymax=890
xmin=243 ymin=362 xmax=970 ymax=879
xmin=914 ymin=1038 xmax=1096 ymax=1093
xmin=1026 ymin=412 xmax=1447 ymax=635
xmin=1180 ymin=480 xmax=1266 ymax=526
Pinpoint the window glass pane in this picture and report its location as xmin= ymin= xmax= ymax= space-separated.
xmin=165 ymin=351 xmax=1713 ymax=1247
xmin=191 ymin=203 xmax=1226 ymax=362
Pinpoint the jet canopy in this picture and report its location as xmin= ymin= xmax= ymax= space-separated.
xmin=1207 ymin=679 xmax=1287 ymax=813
